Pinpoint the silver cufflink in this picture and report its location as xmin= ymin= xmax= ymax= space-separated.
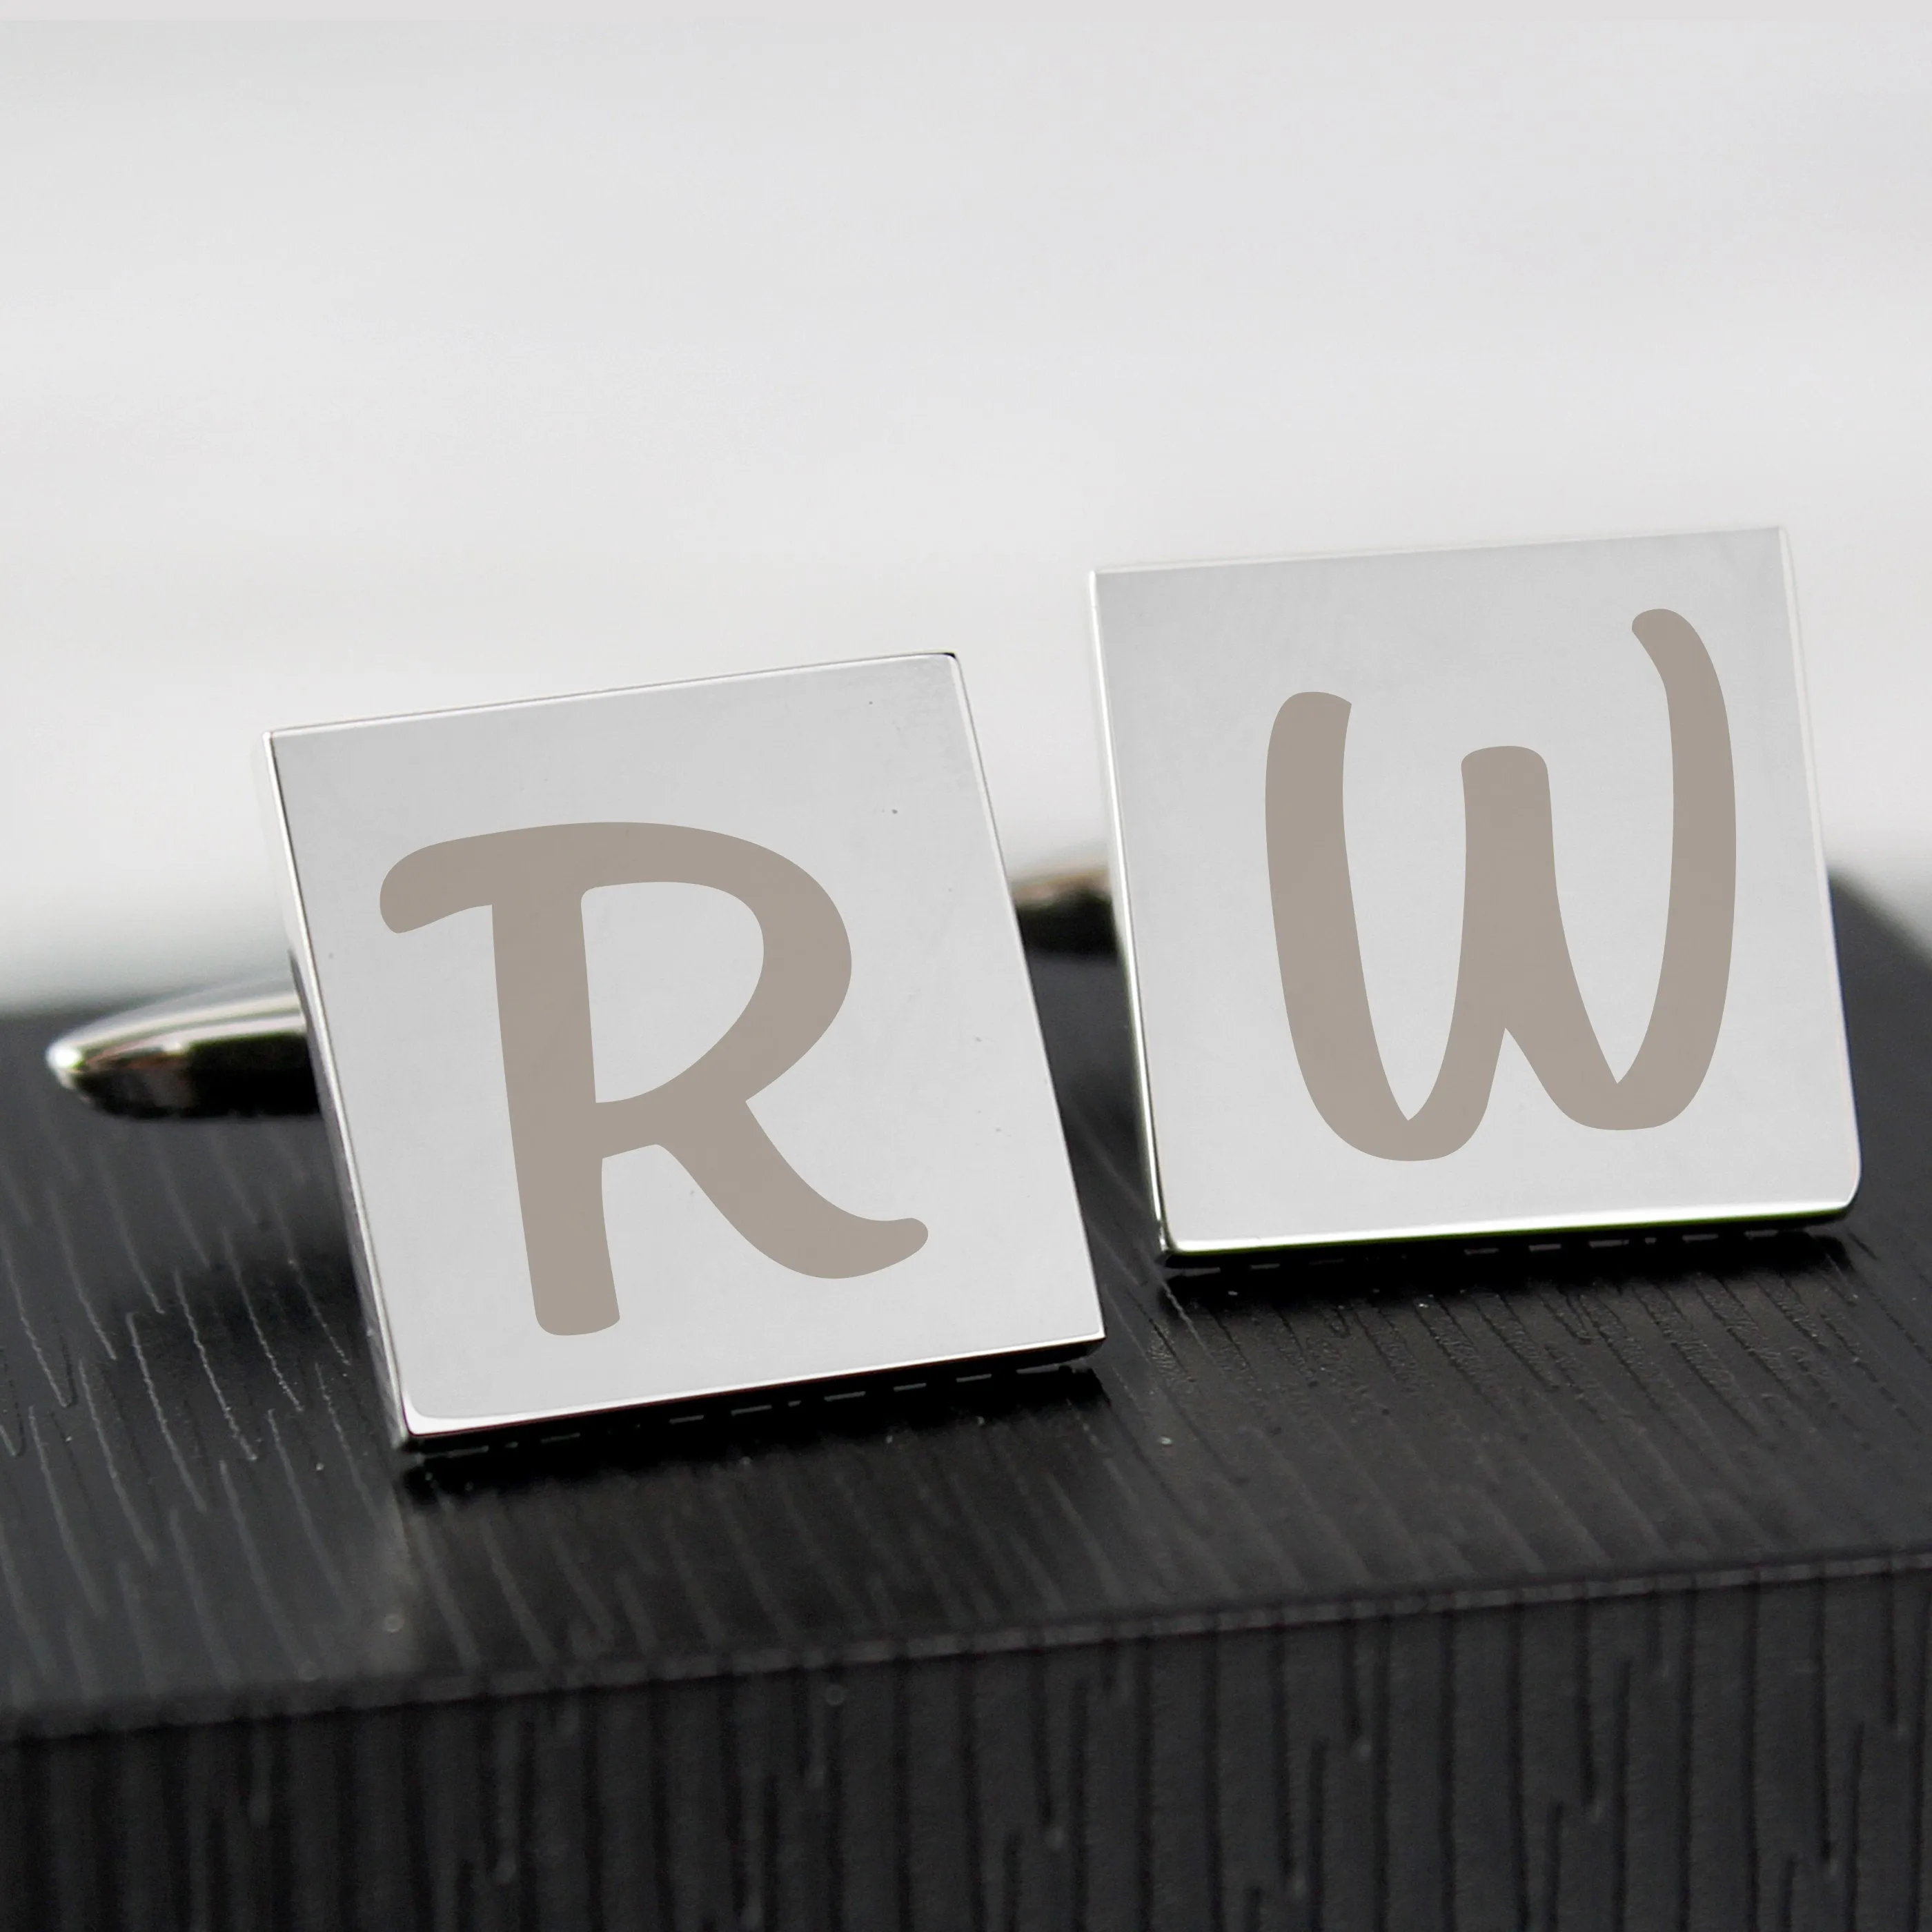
xmin=58 ymin=656 xmax=1103 ymax=1442
xmin=1094 ymin=526 xmax=1859 ymax=1251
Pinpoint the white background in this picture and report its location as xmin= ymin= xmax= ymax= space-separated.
xmin=4 ymin=24 xmax=1932 ymax=1005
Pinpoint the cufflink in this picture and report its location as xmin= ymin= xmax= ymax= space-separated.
xmin=1093 ymin=527 xmax=1859 ymax=1252
xmin=57 ymin=656 xmax=1103 ymax=1442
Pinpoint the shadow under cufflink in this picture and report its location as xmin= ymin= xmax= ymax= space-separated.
xmin=1164 ymin=1220 xmax=1851 ymax=1317
xmin=400 ymin=1343 xmax=1107 ymax=1498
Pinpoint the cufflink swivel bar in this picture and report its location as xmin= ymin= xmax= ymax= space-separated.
xmin=47 ymin=974 xmax=315 ymax=1119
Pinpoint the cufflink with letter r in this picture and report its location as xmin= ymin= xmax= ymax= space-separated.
xmin=244 ymin=653 xmax=1100 ymax=1442
xmin=1094 ymin=527 xmax=1860 ymax=1254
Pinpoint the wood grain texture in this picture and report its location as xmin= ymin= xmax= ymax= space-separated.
xmin=3 ymin=887 xmax=1932 ymax=1926
xmin=9 ymin=1578 xmax=1932 ymax=1932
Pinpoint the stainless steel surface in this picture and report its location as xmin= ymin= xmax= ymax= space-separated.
xmin=261 ymin=656 xmax=1103 ymax=1439
xmin=1094 ymin=529 xmax=1858 ymax=1252
xmin=48 ymin=869 xmax=1114 ymax=1119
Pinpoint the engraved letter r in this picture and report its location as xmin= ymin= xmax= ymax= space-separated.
xmin=381 ymin=824 xmax=927 ymax=1336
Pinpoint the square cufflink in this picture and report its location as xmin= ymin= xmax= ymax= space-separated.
xmin=1094 ymin=528 xmax=1860 ymax=1253
xmin=259 ymin=654 xmax=1102 ymax=1441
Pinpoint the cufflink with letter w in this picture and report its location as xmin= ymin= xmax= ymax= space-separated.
xmin=258 ymin=655 xmax=1101 ymax=1441
xmin=1094 ymin=528 xmax=1860 ymax=1253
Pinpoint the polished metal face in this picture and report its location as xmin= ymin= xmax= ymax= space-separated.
xmin=262 ymin=655 xmax=1101 ymax=1440
xmin=1094 ymin=529 xmax=1859 ymax=1252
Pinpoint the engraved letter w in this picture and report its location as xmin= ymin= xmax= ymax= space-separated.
xmin=1265 ymin=610 xmax=1735 ymax=1161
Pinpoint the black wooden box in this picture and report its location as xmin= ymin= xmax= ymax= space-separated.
xmin=4 ymin=891 xmax=1932 ymax=1930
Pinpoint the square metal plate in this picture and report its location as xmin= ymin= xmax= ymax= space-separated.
xmin=262 ymin=654 xmax=1101 ymax=1440
xmin=1094 ymin=529 xmax=1859 ymax=1253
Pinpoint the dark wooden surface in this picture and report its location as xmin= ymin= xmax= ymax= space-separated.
xmin=5 ymin=888 xmax=1932 ymax=1928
